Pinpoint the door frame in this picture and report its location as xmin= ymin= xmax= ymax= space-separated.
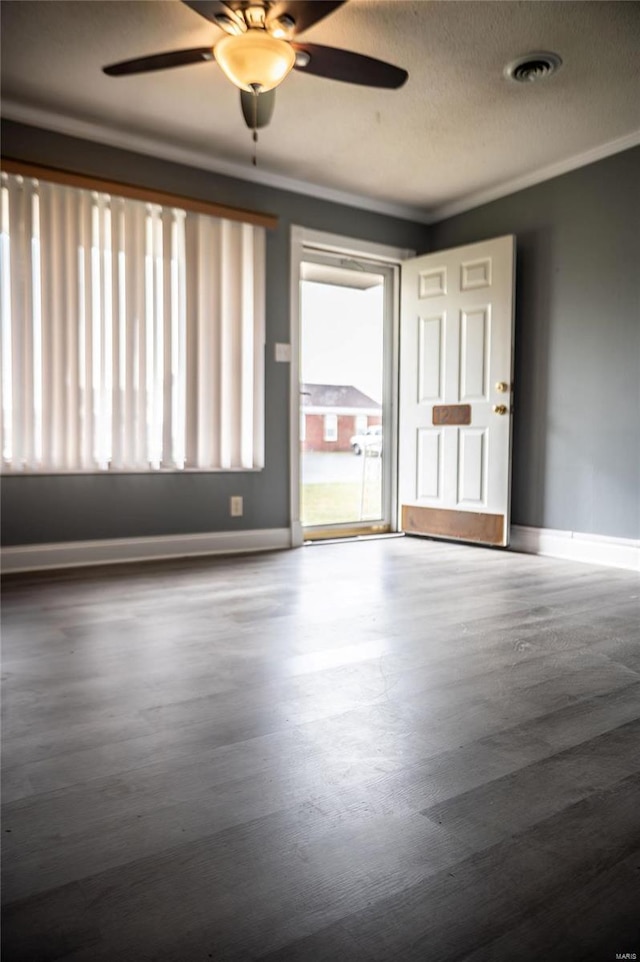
xmin=289 ymin=226 xmax=414 ymax=546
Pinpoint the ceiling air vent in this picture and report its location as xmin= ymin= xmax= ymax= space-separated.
xmin=504 ymin=52 xmax=562 ymax=83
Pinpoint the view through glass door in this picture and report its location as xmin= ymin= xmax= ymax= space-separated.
xmin=299 ymin=254 xmax=392 ymax=538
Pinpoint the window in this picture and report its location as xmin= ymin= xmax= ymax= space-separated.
xmin=354 ymin=414 xmax=367 ymax=435
xmin=323 ymin=413 xmax=338 ymax=442
xmin=0 ymin=171 xmax=265 ymax=473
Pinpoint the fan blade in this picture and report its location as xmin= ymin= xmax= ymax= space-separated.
xmin=292 ymin=43 xmax=407 ymax=88
xmin=103 ymin=47 xmax=214 ymax=77
xmin=266 ymin=1 xmax=346 ymax=36
xmin=240 ymin=88 xmax=276 ymax=129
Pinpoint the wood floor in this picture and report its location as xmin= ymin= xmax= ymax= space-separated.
xmin=2 ymin=537 xmax=639 ymax=962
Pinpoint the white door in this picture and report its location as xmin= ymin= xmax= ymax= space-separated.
xmin=398 ymin=235 xmax=515 ymax=546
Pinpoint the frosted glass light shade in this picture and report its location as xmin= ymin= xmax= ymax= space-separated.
xmin=215 ymin=31 xmax=295 ymax=92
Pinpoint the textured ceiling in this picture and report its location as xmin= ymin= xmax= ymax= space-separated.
xmin=2 ymin=0 xmax=639 ymax=221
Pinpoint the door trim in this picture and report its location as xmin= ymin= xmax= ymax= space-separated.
xmin=289 ymin=227 xmax=414 ymax=546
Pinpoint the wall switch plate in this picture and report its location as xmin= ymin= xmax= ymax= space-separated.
xmin=230 ymin=496 xmax=243 ymax=517
xmin=274 ymin=343 xmax=292 ymax=363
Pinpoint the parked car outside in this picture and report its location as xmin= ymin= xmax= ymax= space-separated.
xmin=350 ymin=424 xmax=382 ymax=456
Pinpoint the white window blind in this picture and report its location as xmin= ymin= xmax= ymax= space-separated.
xmin=0 ymin=171 xmax=265 ymax=473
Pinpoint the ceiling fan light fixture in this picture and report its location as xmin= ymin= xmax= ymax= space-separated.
xmin=245 ymin=5 xmax=267 ymax=29
xmin=213 ymin=13 xmax=245 ymax=36
xmin=270 ymin=14 xmax=296 ymax=40
xmin=215 ymin=30 xmax=295 ymax=92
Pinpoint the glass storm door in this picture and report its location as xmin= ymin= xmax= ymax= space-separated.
xmin=298 ymin=253 xmax=394 ymax=539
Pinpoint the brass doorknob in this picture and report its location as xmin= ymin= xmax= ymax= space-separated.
xmin=495 ymin=381 xmax=509 ymax=393
xmin=493 ymin=404 xmax=508 ymax=415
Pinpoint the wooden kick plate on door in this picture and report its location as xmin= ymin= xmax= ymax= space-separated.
xmin=402 ymin=505 xmax=505 ymax=546
xmin=432 ymin=404 xmax=471 ymax=426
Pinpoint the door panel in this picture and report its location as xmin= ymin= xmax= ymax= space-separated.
xmin=458 ymin=428 xmax=486 ymax=506
xmin=418 ymin=314 xmax=444 ymax=401
xmin=399 ymin=235 xmax=515 ymax=547
xmin=417 ymin=428 xmax=442 ymax=501
xmin=460 ymin=306 xmax=489 ymax=400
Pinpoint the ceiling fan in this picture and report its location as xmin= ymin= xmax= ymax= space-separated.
xmin=103 ymin=1 xmax=408 ymax=139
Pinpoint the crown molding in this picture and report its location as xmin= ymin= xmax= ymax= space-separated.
xmin=3 ymin=101 xmax=640 ymax=227
xmin=428 ymin=129 xmax=640 ymax=223
xmin=1 ymin=100 xmax=432 ymax=225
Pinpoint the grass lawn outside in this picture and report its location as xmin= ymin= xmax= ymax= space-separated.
xmin=301 ymin=481 xmax=382 ymax=526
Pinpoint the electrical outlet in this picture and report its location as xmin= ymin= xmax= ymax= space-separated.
xmin=230 ymin=495 xmax=243 ymax=517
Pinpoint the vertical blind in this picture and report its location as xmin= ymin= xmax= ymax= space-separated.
xmin=0 ymin=171 xmax=265 ymax=472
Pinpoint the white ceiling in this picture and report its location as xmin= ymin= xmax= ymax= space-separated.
xmin=2 ymin=0 xmax=639 ymax=222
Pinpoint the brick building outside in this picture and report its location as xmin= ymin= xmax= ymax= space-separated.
xmin=300 ymin=383 xmax=381 ymax=453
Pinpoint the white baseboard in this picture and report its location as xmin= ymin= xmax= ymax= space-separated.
xmin=1 ymin=528 xmax=292 ymax=574
xmin=510 ymin=524 xmax=640 ymax=572
xmin=290 ymin=521 xmax=304 ymax=548
xmin=4 ymin=524 xmax=638 ymax=574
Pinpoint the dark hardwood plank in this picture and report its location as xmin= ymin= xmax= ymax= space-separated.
xmin=421 ymin=719 xmax=640 ymax=849
xmin=460 ymin=848 xmax=640 ymax=962
xmin=259 ymin=773 xmax=640 ymax=962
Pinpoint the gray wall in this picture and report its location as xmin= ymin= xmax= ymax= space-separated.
xmin=1 ymin=120 xmax=430 ymax=546
xmin=431 ymin=147 xmax=640 ymax=541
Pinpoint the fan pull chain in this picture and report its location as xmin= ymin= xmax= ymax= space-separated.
xmin=252 ymin=85 xmax=259 ymax=167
